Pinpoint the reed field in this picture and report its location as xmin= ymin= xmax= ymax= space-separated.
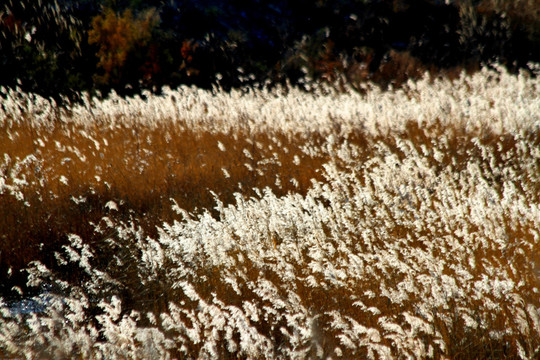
xmin=1 ymin=66 xmax=539 ymax=359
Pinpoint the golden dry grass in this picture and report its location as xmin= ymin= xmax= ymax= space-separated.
xmin=0 ymin=68 xmax=539 ymax=358
xmin=0 ymin=121 xmax=336 ymax=288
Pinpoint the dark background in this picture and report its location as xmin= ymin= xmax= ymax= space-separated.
xmin=1 ymin=0 xmax=539 ymax=102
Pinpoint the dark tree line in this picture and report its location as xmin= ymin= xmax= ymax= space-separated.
xmin=1 ymin=0 xmax=539 ymax=102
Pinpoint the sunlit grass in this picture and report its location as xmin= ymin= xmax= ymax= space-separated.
xmin=1 ymin=66 xmax=539 ymax=359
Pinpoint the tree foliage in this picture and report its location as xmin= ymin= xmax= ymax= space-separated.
xmin=88 ymin=7 xmax=158 ymax=91
xmin=0 ymin=0 xmax=89 ymax=99
xmin=1 ymin=0 xmax=539 ymax=101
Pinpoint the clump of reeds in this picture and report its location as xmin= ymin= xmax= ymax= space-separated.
xmin=0 ymin=66 xmax=539 ymax=359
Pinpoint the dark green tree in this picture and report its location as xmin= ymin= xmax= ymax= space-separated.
xmin=0 ymin=0 xmax=95 ymax=101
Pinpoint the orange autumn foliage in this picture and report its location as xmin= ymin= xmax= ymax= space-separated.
xmin=88 ymin=7 xmax=158 ymax=86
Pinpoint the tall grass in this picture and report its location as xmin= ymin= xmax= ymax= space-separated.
xmin=0 ymin=65 xmax=539 ymax=359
